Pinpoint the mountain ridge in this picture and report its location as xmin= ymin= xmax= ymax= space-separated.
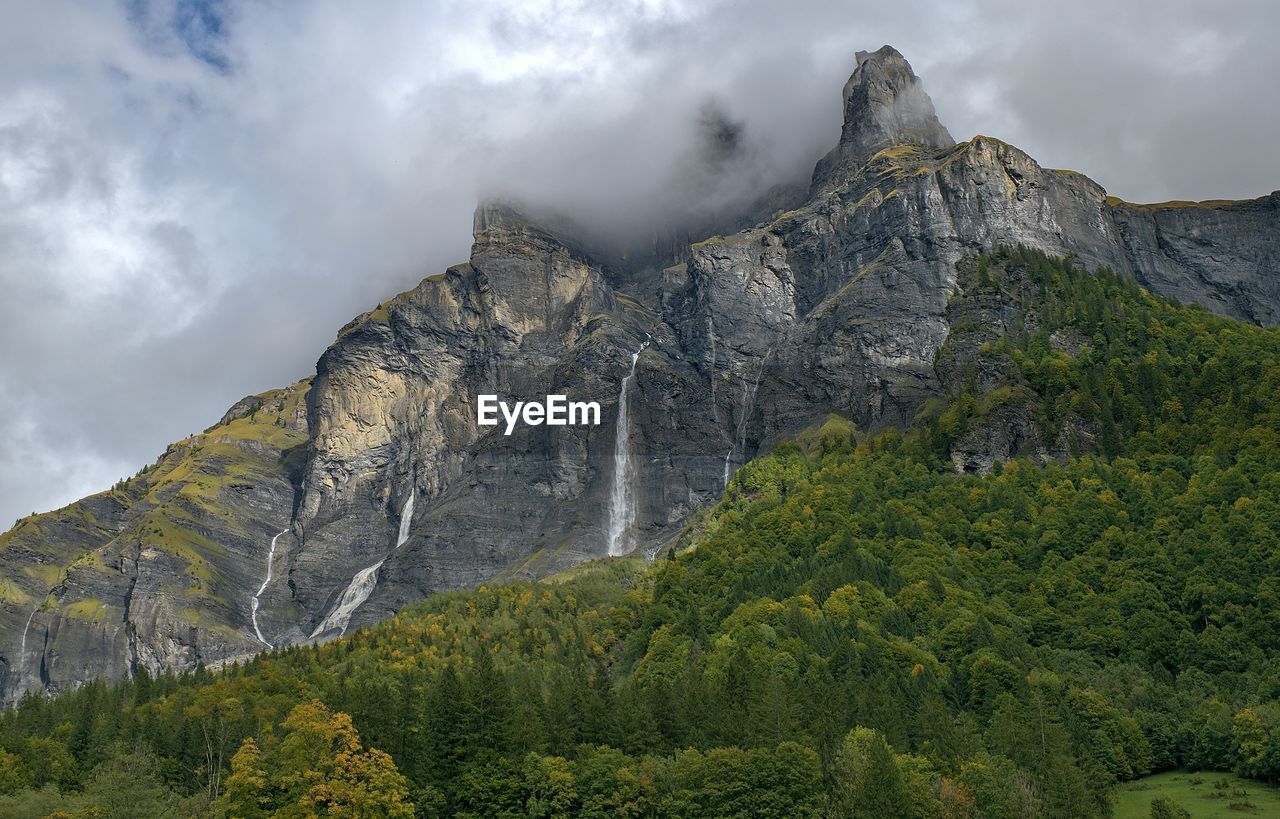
xmin=2 ymin=45 xmax=1277 ymax=704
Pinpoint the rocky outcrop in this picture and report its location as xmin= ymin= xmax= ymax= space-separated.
xmin=812 ymin=45 xmax=955 ymax=190
xmin=3 ymin=45 xmax=1277 ymax=703
xmin=0 ymin=382 xmax=308 ymax=703
xmin=293 ymin=203 xmax=725 ymax=633
xmin=933 ymin=259 xmax=1097 ymax=475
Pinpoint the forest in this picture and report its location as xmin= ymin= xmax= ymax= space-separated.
xmin=1 ymin=249 xmax=1278 ymax=817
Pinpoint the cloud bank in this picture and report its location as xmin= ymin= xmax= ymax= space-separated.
xmin=2 ymin=0 xmax=1278 ymax=526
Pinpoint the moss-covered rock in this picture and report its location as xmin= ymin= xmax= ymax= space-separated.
xmin=1 ymin=379 xmax=309 ymax=703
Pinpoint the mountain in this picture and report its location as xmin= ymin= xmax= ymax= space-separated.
xmin=2 ymin=45 xmax=1277 ymax=705
xmin=1 ymin=248 xmax=1276 ymax=816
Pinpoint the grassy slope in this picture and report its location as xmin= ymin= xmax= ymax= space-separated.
xmin=1113 ymin=771 xmax=1280 ymax=818
xmin=0 ymin=380 xmax=309 ymax=632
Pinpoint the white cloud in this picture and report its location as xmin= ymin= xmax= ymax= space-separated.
xmin=0 ymin=0 xmax=1277 ymax=526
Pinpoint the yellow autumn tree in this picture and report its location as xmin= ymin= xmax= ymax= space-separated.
xmin=215 ymin=700 xmax=413 ymax=817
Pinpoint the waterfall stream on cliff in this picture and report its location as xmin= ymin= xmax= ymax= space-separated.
xmin=607 ymin=342 xmax=647 ymax=556
xmin=14 ymin=608 xmax=37 ymax=692
xmin=18 ymin=608 xmax=34 ymax=661
xmin=310 ymin=490 xmax=413 ymax=638
xmin=397 ymin=488 xmax=415 ymax=547
xmin=250 ymin=529 xmax=289 ymax=648
xmin=308 ymin=559 xmax=387 ymax=639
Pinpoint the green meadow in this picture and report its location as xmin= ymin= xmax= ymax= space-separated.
xmin=1113 ymin=771 xmax=1280 ymax=818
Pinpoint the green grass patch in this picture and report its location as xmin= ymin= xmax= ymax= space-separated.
xmin=0 ymin=577 xmax=32 ymax=606
xmin=23 ymin=564 xmax=63 ymax=587
xmin=869 ymin=144 xmax=928 ymax=164
xmin=853 ymin=186 xmax=895 ymax=209
xmin=794 ymin=413 xmax=859 ymax=451
xmin=139 ymin=384 xmax=307 ymax=520
xmin=64 ymin=598 xmax=114 ymax=623
xmin=1113 ymin=771 xmax=1280 ymax=818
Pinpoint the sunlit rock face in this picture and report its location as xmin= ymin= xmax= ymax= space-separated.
xmin=3 ymin=45 xmax=1277 ymax=703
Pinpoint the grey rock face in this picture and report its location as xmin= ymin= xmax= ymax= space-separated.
xmin=1109 ymin=193 xmax=1280 ymax=325
xmin=293 ymin=203 xmax=727 ymax=632
xmin=0 ymin=382 xmax=308 ymax=704
xmin=812 ymin=45 xmax=955 ymax=190
xmin=3 ymin=45 xmax=1277 ymax=703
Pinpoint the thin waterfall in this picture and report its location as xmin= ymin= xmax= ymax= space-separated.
xmin=310 ymin=489 xmax=413 ymax=639
xmin=18 ymin=608 xmax=35 ymax=662
xmin=251 ymin=529 xmax=289 ymax=648
xmin=735 ymin=353 xmax=770 ymax=455
xmin=707 ymin=315 xmax=717 ymax=409
xmin=15 ymin=608 xmax=37 ymax=691
xmin=397 ymin=488 xmax=415 ymax=547
xmin=607 ymin=341 xmax=647 ymax=556
xmin=711 ymin=315 xmax=739 ymax=489
xmin=308 ymin=559 xmax=387 ymax=638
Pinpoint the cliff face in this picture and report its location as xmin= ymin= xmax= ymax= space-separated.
xmin=811 ymin=46 xmax=955 ymax=189
xmin=3 ymin=45 xmax=1277 ymax=702
xmin=0 ymin=382 xmax=308 ymax=702
xmin=1109 ymin=194 xmax=1280 ymax=325
xmin=291 ymin=204 xmax=730 ymax=635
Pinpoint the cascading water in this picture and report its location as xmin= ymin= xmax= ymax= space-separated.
xmin=310 ymin=489 xmax=414 ymax=639
xmin=397 ymin=488 xmax=415 ymax=547
xmin=250 ymin=528 xmax=289 ymax=648
xmin=18 ymin=609 xmax=35 ymax=662
xmin=709 ymin=315 xmax=748 ymax=490
xmin=607 ymin=341 xmax=647 ymax=556
xmin=13 ymin=608 xmax=37 ymax=693
xmin=309 ymin=560 xmax=387 ymax=638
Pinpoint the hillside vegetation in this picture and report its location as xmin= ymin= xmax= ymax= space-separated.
xmin=2 ymin=250 xmax=1278 ymax=817
xmin=0 ymin=382 xmax=308 ymax=643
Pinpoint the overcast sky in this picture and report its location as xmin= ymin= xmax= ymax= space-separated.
xmin=2 ymin=0 xmax=1278 ymax=527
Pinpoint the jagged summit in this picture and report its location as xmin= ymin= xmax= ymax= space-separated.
xmin=812 ymin=45 xmax=954 ymax=189
xmin=473 ymin=49 xmax=957 ymax=283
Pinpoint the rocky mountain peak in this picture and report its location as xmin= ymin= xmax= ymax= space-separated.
xmin=4 ymin=45 xmax=1278 ymax=706
xmin=473 ymin=199 xmax=566 ymax=246
xmin=812 ymin=44 xmax=955 ymax=189
xmin=471 ymin=198 xmax=604 ymax=269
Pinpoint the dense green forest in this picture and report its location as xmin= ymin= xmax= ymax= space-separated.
xmin=2 ymin=249 xmax=1278 ymax=817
